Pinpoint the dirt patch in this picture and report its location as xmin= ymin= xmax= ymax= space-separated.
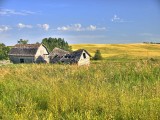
xmin=0 ymin=60 xmax=12 ymax=66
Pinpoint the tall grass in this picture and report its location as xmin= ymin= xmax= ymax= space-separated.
xmin=1 ymin=60 xmax=160 ymax=119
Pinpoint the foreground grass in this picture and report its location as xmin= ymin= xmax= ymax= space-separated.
xmin=1 ymin=60 xmax=160 ymax=120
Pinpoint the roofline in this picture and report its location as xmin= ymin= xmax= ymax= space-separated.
xmin=8 ymin=43 xmax=50 ymax=56
xmin=8 ymin=54 xmax=35 ymax=57
xmin=83 ymin=49 xmax=92 ymax=57
xmin=41 ymin=44 xmax=50 ymax=55
xmin=73 ymin=49 xmax=92 ymax=57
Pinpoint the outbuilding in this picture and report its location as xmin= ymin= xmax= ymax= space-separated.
xmin=8 ymin=44 xmax=49 ymax=63
xmin=49 ymin=48 xmax=91 ymax=66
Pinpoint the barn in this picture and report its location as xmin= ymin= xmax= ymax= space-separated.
xmin=64 ymin=49 xmax=91 ymax=66
xmin=8 ymin=44 xmax=49 ymax=63
xmin=49 ymin=48 xmax=91 ymax=66
xmin=49 ymin=47 xmax=70 ymax=63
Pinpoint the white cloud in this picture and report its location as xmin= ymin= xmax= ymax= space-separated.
xmin=87 ymin=25 xmax=97 ymax=31
xmin=57 ymin=24 xmax=106 ymax=32
xmin=37 ymin=24 xmax=50 ymax=31
xmin=0 ymin=9 xmax=36 ymax=16
xmin=17 ymin=23 xmax=33 ymax=29
xmin=111 ymin=14 xmax=132 ymax=23
xmin=111 ymin=15 xmax=120 ymax=22
xmin=57 ymin=24 xmax=82 ymax=31
xmin=0 ymin=25 xmax=11 ymax=32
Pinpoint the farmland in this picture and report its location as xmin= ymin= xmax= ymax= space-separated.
xmin=72 ymin=44 xmax=160 ymax=60
xmin=1 ymin=44 xmax=160 ymax=119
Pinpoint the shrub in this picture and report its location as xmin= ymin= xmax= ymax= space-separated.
xmin=92 ymin=50 xmax=103 ymax=60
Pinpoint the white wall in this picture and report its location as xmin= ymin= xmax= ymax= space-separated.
xmin=35 ymin=45 xmax=49 ymax=63
xmin=78 ymin=51 xmax=90 ymax=66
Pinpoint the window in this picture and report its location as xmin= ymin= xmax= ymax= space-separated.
xmin=20 ymin=58 xmax=24 ymax=63
xmin=54 ymin=54 xmax=58 ymax=58
xmin=65 ymin=56 xmax=68 ymax=58
xmin=83 ymin=53 xmax=86 ymax=59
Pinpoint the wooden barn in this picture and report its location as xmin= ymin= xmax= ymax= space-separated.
xmin=49 ymin=47 xmax=70 ymax=63
xmin=49 ymin=48 xmax=91 ymax=66
xmin=8 ymin=44 xmax=49 ymax=63
xmin=65 ymin=49 xmax=91 ymax=66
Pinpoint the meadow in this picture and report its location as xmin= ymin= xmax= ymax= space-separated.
xmin=1 ymin=44 xmax=160 ymax=120
xmin=72 ymin=43 xmax=160 ymax=60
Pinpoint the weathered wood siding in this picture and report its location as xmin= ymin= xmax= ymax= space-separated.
xmin=78 ymin=51 xmax=90 ymax=66
xmin=9 ymin=44 xmax=49 ymax=64
xmin=9 ymin=56 xmax=34 ymax=63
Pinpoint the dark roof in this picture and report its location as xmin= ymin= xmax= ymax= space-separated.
xmin=49 ymin=48 xmax=91 ymax=64
xmin=70 ymin=49 xmax=91 ymax=61
xmin=60 ymin=49 xmax=91 ymax=63
xmin=8 ymin=44 xmax=44 ymax=56
xmin=49 ymin=47 xmax=70 ymax=57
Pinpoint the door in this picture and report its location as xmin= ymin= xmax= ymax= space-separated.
xmin=20 ymin=58 xmax=24 ymax=63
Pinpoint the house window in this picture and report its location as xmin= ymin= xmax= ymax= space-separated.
xmin=83 ymin=53 xmax=86 ymax=59
xmin=20 ymin=58 xmax=24 ymax=63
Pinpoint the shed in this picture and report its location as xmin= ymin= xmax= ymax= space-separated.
xmin=62 ymin=49 xmax=91 ymax=66
xmin=8 ymin=44 xmax=49 ymax=63
xmin=49 ymin=47 xmax=70 ymax=63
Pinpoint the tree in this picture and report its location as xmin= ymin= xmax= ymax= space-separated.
xmin=36 ymin=42 xmax=40 ymax=44
xmin=18 ymin=39 xmax=28 ymax=44
xmin=92 ymin=50 xmax=103 ymax=60
xmin=41 ymin=37 xmax=72 ymax=52
xmin=0 ymin=43 xmax=10 ymax=60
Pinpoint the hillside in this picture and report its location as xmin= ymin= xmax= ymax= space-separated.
xmin=72 ymin=44 xmax=160 ymax=59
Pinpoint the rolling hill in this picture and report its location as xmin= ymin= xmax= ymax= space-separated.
xmin=72 ymin=44 xmax=160 ymax=59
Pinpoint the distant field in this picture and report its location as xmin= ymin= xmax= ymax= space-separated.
xmin=72 ymin=44 xmax=160 ymax=59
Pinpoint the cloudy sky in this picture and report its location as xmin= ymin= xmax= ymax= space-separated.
xmin=0 ymin=0 xmax=160 ymax=45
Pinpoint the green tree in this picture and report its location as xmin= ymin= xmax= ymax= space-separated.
xmin=18 ymin=39 xmax=28 ymax=44
xmin=92 ymin=50 xmax=103 ymax=60
xmin=0 ymin=43 xmax=10 ymax=60
xmin=42 ymin=37 xmax=72 ymax=52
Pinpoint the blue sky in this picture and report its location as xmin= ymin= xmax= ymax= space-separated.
xmin=0 ymin=0 xmax=160 ymax=45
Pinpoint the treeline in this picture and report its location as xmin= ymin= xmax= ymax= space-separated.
xmin=0 ymin=43 xmax=10 ymax=60
xmin=143 ymin=42 xmax=160 ymax=44
xmin=42 ymin=38 xmax=72 ymax=52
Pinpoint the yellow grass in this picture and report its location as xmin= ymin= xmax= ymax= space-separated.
xmin=71 ymin=44 xmax=160 ymax=59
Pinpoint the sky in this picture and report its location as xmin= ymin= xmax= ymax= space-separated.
xmin=0 ymin=0 xmax=160 ymax=45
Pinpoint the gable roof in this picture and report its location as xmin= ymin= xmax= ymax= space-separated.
xmin=60 ymin=49 xmax=91 ymax=63
xmin=49 ymin=47 xmax=70 ymax=57
xmin=69 ymin=49 xmax=91 ymax=61
xmin=8 ymin=44 xmax=47 ymax=57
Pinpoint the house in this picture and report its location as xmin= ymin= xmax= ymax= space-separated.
xmin=8 ymin=44 xmax=49 ymax=63
xmin=64 ymin=49 xmax=91 ymax=66
xmin=49 ymin=48 xmax=91 ymax=66
xmin=49 ymin=47 xmax=70 ymax=63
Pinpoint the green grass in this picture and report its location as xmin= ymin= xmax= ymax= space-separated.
xmin=1 ymin=60 xmax=160 ymax=119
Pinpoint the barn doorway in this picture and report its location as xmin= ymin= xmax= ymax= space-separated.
xmin=20 ymin=58 xmax=24 ymax=63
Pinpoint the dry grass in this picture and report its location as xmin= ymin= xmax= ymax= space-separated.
xmin=72 ymin=44 xmax=160 ymax=59
xmin=1 ymin=60 xmax=160 ymax=119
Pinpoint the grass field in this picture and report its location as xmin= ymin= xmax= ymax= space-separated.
xmin=72 ymin=44 xmax=160 ymax=60
xmin=1 ymin=44 xmax=160 ymax=119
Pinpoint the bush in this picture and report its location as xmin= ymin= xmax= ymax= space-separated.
xmin=0 ymin=43 xmax=10 ymax=60
xmin=92 ymin=50 xmax=103 ymax=60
